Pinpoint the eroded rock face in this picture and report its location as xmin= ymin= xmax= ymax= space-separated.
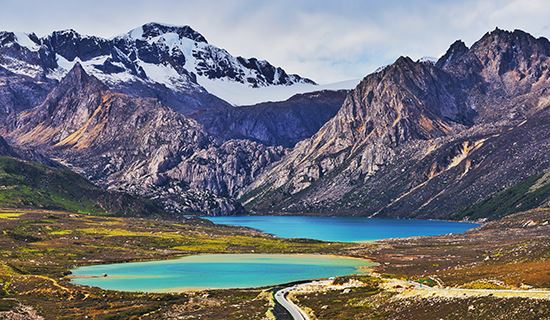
xmin=4 ymin=65 xmax=284 ymax=215
xmin=243 ymin=29 xmax=550 ymax=218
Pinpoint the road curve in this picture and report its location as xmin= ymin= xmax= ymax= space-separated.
xmin=274 ymin=286 xmax=310 ymax=320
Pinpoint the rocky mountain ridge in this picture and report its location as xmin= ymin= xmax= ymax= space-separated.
xmin=242 ymin=28 xmax=550 ymax=219
xmin=0 ymin=23 xmax=348 ymax=148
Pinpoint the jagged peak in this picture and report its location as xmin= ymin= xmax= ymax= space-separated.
xmin=473 ymin=27 xmax=549 ymax=49
xmin=55 ymin=63 xmax=106 ymax=92
xmin=487 ymin=27 xmax=529 ymax=37
xmin=436 ymin=40 xmax=469 ymax=69
xmin=363 ymin=56 xmax=427 ymax=87
xmin=449 ymin=40 xmax=469 ymax=52
xmin=386 ymin=56 xmax=421 ymax=73
xmin=467 ymin=27 xmax=550 ymax=70
xmin=395 ymin=56 xmax=415 ymax=65
xmin=52 ymin=28 xmax=79 ymax=35
xmin=126 ymin=22 xmax=208 ymax=43
xmin=48 ymin=28 xmax=105 ymax=43
xmin=50 ymin=29 xmax=82 ymax=39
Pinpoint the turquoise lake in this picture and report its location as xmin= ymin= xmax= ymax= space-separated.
xmin=205 ymin=215 xmax=479 ymax=242
xmin=71 ymin=254 xmax=370 ymax=292
xmin=71 ymin=216 xmax=478 ymax=292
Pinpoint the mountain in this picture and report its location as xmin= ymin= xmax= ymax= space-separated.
xmin=0 ymin=23 xmax=350 ymax=147
xmin=0 ymin=23 xmax=316 ymax=111
xmin=3 ymin=27 xmax=548 ymax=218
xmin=242 ymin=28 xmax=550 ymax=219
xmin=3 ymin=64 xmax=285 ymax=215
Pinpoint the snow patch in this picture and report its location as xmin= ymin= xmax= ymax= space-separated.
xmin=0 ymin=56 xmax=42 ymax=78
xmin=128 ymin=26 xmax=144 ymax=39
xmin=418 ymin=56 xmax=437 ymax=64
xmin=50 ymin=54 xmax=137 ymax=85
xmin=13 ymin=32 xmax=40 ymax=52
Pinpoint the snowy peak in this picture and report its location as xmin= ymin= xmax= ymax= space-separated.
xmin=0 ymin=24 xmax=320 ymax=105
xmin=126 ymin=22 xmax=208 ymax=43
xmin=114 ymin=23 xmax=316 ymax=90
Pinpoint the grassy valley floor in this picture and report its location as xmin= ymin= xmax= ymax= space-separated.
xmin=0 ymin=208 xmax=349 ymax=319
xmin=0 ymin=208 xmax=549 ymax=319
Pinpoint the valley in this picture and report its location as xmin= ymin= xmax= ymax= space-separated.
xmin=0 ymin=13 xmax=548 ymax=320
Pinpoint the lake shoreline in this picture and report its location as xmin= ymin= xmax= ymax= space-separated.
xmin=70 ymin=253 xmax=376 ymax=292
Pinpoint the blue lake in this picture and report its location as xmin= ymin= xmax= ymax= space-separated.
xmin=71 ymin=254 xmax=371 ymax=292
xmin=205 ymin=215 xmax=479 ymax=242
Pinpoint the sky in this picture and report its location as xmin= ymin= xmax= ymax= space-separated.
xmin=1 ymin=0 xmax=549 ymax=84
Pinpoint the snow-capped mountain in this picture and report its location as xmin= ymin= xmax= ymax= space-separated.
xmin=0 ymin=22 xmax=318 ymax=105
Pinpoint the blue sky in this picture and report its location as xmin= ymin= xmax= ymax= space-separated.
xmin=1 ymin=0 xmax=549 ymax=83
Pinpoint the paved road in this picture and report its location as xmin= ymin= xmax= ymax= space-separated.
xmin=275 ymin=286 xmax=310 ymax=320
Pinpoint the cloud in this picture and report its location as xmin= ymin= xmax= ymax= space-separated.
xmin=0 ymin=0 xmax=549 ymax=83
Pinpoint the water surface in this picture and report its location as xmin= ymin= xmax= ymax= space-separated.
xmin=71 ymin=254 xmax=370 ymax=292
xmin=205 ymin=216 xmax=479 ymax=242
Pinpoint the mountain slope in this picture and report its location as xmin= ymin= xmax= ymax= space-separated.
xmin=243 ymin=29 xmax=550 ymax=219
xmin=4 ymin=64 xmax=284 ymax=215
xmin=456 ymin=170 xmax=550 ymax=220
xmin=0 ymin=155 xmax=162 ymax=216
